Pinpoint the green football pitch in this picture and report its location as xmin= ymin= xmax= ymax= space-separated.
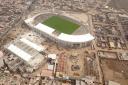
xmin=43 ymin=16 xmax=80 ymax=34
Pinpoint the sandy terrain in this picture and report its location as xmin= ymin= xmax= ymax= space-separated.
xmin=108 ymin=0 xmax=128 ymax=11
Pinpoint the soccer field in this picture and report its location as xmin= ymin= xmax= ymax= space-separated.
xmin=43 ymin=16 xmax=80 ymax=34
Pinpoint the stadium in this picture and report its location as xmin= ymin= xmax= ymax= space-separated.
xmin=25 ymin=12 xmax=94 ymax=48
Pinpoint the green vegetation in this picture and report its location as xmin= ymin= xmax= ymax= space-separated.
xmin=43 ymin=16 xmax=80 ymax=34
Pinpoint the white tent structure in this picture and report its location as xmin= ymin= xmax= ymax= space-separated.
xmin=20 ymin=38 xmax=45 ymax=52
xmin=7 ymin=44 xmax=32 ymax=62
xmin=6 ymin=38 xmax=46 ymax=69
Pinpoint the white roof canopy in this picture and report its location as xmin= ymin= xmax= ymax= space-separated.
xmin=7 ymin=44 xmax=32 ymax=61
xmin=58 ymin=33 xmax=94 ymax=42
xmin=33 ymin=23 xmax=94 ymax=43
xmin=20 ymin=38 xmax=45 ymax=52
xmin=34 ymin=23 xmax=55 ymax=34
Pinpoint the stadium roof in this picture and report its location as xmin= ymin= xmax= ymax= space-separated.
xmin=35 ymin=23 xmax=55 ymax=34
xmin=35 ymin=23 xmax=94 ymax=43
xmin=58 ymin=33 xmax=94 ymax=43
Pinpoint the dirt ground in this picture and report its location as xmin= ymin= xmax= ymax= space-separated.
xmin=66 ymin=52 xmax=86 ymax=78
xmin=100 ymin=58 xmax=128 ymax=85
xmin=108 ymin=0 xmax=128 ymax=12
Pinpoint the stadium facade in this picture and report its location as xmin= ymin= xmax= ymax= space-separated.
xmin=25 ymin=13 xmax=94 ymax=48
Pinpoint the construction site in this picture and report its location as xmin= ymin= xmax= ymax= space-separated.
xmin=0 ymin=0 xmax=128 ymax=85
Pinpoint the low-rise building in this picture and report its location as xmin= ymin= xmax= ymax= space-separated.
xmin=5 ymin=37 xmax=47 ymax=71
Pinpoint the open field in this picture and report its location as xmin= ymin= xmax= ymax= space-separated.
xmin=43 ymin=16 xmax=80 ymax=34
xmin=101 ymin=58 xmax=128 ymax=85
xmin=108 ymin=0 xmax=128 ymax=11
